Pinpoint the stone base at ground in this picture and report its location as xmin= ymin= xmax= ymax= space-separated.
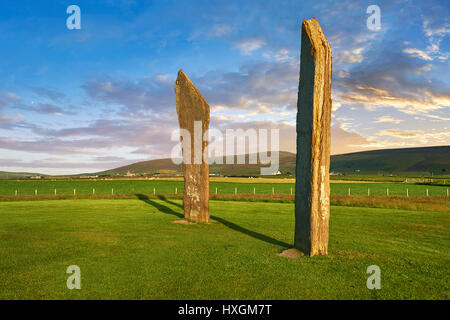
xmin=277 ymin=248 xmax=305 ymax=258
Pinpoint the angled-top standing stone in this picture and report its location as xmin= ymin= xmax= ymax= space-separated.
xmin=175 ymin=70 xmax=210 ymax=223
xmin=295 ymin=18 xmax=332 ymax=256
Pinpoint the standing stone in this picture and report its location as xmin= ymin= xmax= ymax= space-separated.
xmin=175 ymin=70 xmax=210 ymax=223
xmin=295 ymin=18 xmax=332 ymax=256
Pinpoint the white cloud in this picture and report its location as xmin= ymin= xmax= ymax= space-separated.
xmin=210 ymin=24 xmax=232 ymax=37
xmin=333 ymin=84 xmax=450 ymax=116
xmin=188 ymin=24 xmax=233 ymax=40
xmin=330 ymin=125 xmax=379 ymax=155
xmin=403 ymin=48 xmax=432 ymax=61
xmin=263 ymin=48 xmax=295 ymax=63
xmin=5 ymin=92 xmax=21 ymax=101
xmin=378 ymin=129 xmax=422 ymax=138
xmin=331 ymin=100 xmax=341 ymax=111
xmin=413 ymin=19 xmax=450 ymax=63
xmin=335 ymin=49 xmax=365 ymax=64
xmin=374 ymin=116 xmax=403 ymax=124
xmin=423 ymin=19 xmax=450 ymax=37
xmin=235 ymin=39 xmax=266 ymax=56
xmin=377 ymin=129 xmax=450 ymax=146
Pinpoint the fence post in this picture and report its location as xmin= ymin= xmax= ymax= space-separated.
xmin=112 ymin=188 xmax=114 ymax=195
xmin=426 ymin=188 xmax=429 ymax=197
xmin=254 ymin=187 xmax=256 ymax=195
xmin=387 ymin=188 xmax=389 ymax=196
xmin=348 ymin=187 xmax=351 ymax=196
xmin=447 ymin=188 xmax=449 ymax=197
xmin=272 ymin=187 xmax=274 ymax=195
xmin=54 ymin=189 xmax=57 ymax=195
xmin=215 ymin=187 xmax=217 ymax=195
xmin=290 ymin=187 xmax=293 ymax=195
xmin=368 ymin=188 xmax=370 ymax=196
xmin=406 ymin=188 xmax=409 ymax=197
xmin=74 ymin=189 xmax=76 ymax=195
xmin=15 ymin=190 xmax=17 ymax=196
xmin=235 ymin=187 xmax=237 ymax=195
xmin=175 ymin=187 xmax=177 ymax=194
xmin=153 ymin=187 xmax=156 ymax=195
xmin=93 ymin=188 xmax=95 ymax=195
xmin=35 ymin=189 xmax=37 ymax=196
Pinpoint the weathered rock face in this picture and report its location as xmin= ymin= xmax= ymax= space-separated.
xmin=175 ymin=70 xmax=210 ymax=223
xmin=294 ymin=18 xmax=332 ymax=256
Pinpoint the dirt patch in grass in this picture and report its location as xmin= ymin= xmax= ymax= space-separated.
xmin=172 ymin=219 xmax=196 ymax=225
xmin=277 ymin=248 xmax=304 ymax=258
xmin=412 ymin=224 xmax=445 ymax=230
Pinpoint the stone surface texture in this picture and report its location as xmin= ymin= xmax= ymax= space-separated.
xmin=294 ymin=18 xmax=332 ymax=256
xmin=175 ymin=70 xmax=210 ymax=223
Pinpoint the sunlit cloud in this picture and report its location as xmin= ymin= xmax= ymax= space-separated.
xmin=235 ymin=39 xmax=266 ymax=56
xmin=403 ymin=48 xmax=433 ymax=61
xmin=0 ymin=0 xmax=448 ymax=174
xmin=374 ymin=116 xmax=403 ymax=124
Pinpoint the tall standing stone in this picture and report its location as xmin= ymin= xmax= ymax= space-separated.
xmin=295 ymin=18 xmax=332 ymax=256
xmin=175 ymin=70 xmax=210 ymax=223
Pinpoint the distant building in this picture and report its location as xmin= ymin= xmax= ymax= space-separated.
xmin=125 ymin=170 xmax=136 ymax=177
xmin=30 ymin=176 xmax=42 ymax=180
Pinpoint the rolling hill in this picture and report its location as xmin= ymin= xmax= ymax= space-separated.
xmin=0 ymin=171 xmax=45 ymax=179
xmin=96 ymin=146 xmax=449 ymax=176
xmin=330 ymin=146 xmax=450 ymax=174
xmin=96 ymin=151 xmax=296 ymax=176
xmin=0 ymin=146 xmax=448 ymax=178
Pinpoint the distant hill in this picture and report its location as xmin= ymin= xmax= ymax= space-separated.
xmin=97 ymin=146 xmax=449 ymax=176
xmin=1 ymin=146 xmax=447 ymax=178
xmin=0 ymin=171 xmax=45 ymax=179
xmin=96 ymin=151 xmax=296 ymax=176
xmin=330 ymin=146 xmax=450 ymax=175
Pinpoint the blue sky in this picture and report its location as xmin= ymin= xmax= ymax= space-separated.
xmin=0 ymin=0 xmax=449 ymax=174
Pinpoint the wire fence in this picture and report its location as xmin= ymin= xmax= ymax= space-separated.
xmin=7 ymin=185 xmax=450 ymax=198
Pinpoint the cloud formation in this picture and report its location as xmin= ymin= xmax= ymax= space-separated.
xmin=235 ymin=39 xmax=267 ymax=56
xmin=0 ymin=0 xmax=448 ymax=174
xmin=81 ymin=74 xmax=175 ymax=116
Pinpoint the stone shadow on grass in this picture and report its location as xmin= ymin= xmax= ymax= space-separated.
xmin=135 ymin=194 xmax=183 ymax=219
xmin=136 ymin=194 xmax=290 ymax=249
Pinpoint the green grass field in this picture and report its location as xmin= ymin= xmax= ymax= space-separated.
xmin=0 ymin=198 xmax=448 ymax=299
xmin=0 ymin=179 xmax=448 ymax=197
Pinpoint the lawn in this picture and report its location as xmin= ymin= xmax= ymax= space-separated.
xmin=0 ymin=199 xmax=448 ymax=299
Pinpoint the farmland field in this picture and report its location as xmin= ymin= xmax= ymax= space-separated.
xmin=0 ymin=179 xmax=448 ymax=197
xmin=0 ymin=199 xmax=448 ymax=299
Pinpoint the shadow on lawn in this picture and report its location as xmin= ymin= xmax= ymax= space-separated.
xmin=135 ymin=194 xmax=290 ymax=248
xmin=135 ymin=194 xmax=184 ymax=219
